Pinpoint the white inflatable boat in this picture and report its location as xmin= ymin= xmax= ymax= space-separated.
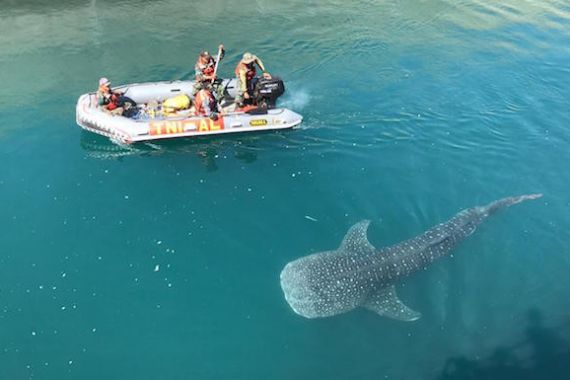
xmin=76 ymin=77 xmax=303 ymax=144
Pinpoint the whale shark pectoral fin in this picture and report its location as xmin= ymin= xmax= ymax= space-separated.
xmin=339 ymin=220 xmax=376 ymax=256
xmin=362 ymin=285 xmax=422 ymax=322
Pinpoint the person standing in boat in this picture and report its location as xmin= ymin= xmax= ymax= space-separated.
xmin=234 ymin=52 xmax=272 ymax=107
xmin=193 ymin=44 xmax=225 ymax=100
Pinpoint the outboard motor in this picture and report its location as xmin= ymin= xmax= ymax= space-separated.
xmin=253 ymin=76 xmax=285 ymax=108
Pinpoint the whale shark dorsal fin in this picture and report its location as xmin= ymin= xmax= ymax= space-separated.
xmin=339 ymin=220 xmax=376 ymax=256
xmin=363 ymin=285 xmax=422 ymax=322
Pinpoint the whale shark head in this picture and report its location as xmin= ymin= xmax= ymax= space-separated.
xmin=280 ymin=249 xmax=362 ymax=319
xmin=280 ymin=255 xmax=327 ymax=318
xmin=280 ymin=221 xmax=380 ymax=318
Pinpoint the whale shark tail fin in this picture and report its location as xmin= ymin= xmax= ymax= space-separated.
xmin=338 ymin=220 xmax=377 ymax=256
xmin=363 ymin=285 xmax=421 ymax=321
xmin=484 ymin=193 xmax=543 ymax=215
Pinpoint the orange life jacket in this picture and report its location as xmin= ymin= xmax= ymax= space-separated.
xmin=195 ymin=89 xmax=216 ymax=116
xmin=98 ymin=88 xmax=120 ymax=110
xmin=234 ymin=61 xmax=256 ymax=81
xmin=107 ymin=93 xmax=122 ymax=110
xmin=196 ymin=57 xmax=216 ymax=77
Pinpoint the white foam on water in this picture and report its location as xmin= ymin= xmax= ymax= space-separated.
xmin=281 ymin=86 xmax=311 ymax=111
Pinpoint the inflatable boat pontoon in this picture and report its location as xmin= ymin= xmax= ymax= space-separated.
xmin=76 ymin=78 xmax=303 ymax=144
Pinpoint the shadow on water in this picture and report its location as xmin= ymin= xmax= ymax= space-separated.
xmin=79 ymin=130 xmax=260 ymax=170
xmin=436 ymin=309 xmax=570 ymax=380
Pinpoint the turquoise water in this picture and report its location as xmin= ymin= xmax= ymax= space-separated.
xmin=1 ymin=1 xmax=570 ymax=379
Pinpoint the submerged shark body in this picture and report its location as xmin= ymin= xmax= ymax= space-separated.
xmin=280 ymin=194 xmax=542 ymax=321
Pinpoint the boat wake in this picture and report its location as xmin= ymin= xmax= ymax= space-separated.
xmin=281 ymin=87 xmax=311 ymax=111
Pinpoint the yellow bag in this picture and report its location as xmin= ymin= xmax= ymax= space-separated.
xmin=162 ymin=94 xmax=191 ymax=115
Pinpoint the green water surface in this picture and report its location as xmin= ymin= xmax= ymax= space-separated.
xmin=1 ymin=1 xmax=569 ymax=379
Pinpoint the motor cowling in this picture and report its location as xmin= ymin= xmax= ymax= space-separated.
xmin=253 ymin=77 xmax=285 ymax=108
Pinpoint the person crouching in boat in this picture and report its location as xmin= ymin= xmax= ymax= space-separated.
xmin=234 ymin=52 xmax=272 ymax=107
xmin=194 ymin=89 xmax=220 ymax=119
xmin=96 ymin=77 xmax=136 ymax=117
xmin=193 ymin=44 xmax=225 ymax=101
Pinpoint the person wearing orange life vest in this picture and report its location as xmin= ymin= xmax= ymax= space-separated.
xmin=193 ymin=44 xmax=225 ymax=100
xmin=234 ymin=52 xmax=272 ymax=107
xmin=96 ymin=77 xmax=127 ymax=116
xmin=194 ymin=88 xmax=220 ymax=118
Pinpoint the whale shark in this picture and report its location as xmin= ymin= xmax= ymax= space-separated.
xmin=280 ymin=194 xmax=542 ymax=321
